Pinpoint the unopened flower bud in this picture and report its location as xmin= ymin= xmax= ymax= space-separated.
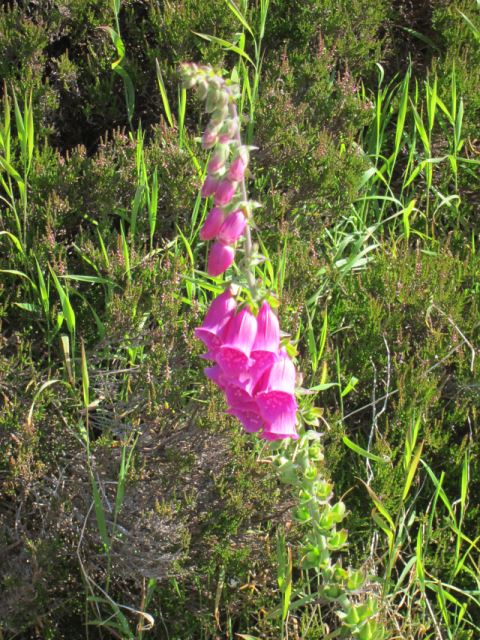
xmin=182 ymin=75 xmax=196 ymax=89
xmin=210 ymin=105 xmax=229 ymax=126
xmin=202 ymin=129 xmax=218 ymax=150
xmin=219 ymin=118 xmax=238 ymax=143
xmin=217 ymin=210 xmax=247 ymax=244
xmin=214 ymin=178 xmax=237 ymax=206
xmin=200 ymin=207 xmax=225 ymax=240
xmin=228 ymin=155 xmax=247 ymax=182
xmin=201 ymin=175 xmax=218 ymax=198
xmin=206 ymin=87 xmax=220 ymax=113
xmin=216 ymin=91 xmax=229 ymax=108
xmin=207 ymin=144 xmax=229 ymax=175
xmin=210 ymin=76 xmax=223 ymax=89
xmin=208 ymin=241 xmax=235 ymax=276
xmin=196 ymin=79 xmax=208 ymax=101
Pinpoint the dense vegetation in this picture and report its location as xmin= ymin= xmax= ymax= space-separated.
xmin=0 ymin=1 xmax=479 ymax=638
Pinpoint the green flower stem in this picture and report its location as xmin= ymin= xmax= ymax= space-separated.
xmin=229 ymin=101 xmax=257 ymax=296
xmin=272 ymin=433 xmax=384 ymax=639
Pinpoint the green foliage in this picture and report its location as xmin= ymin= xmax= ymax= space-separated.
xmin=0 ymin=0 xmax=479 ymax=638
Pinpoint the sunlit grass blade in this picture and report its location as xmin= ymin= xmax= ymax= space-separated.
xmin=49 ymin=264 xmax=76 ymax=336
xmin=193 ymin=32 xmax=254 ymax=66
xmin=178 ymin=85 xmax=186 ymax=146
xmin=224 ymin=0 xmax=254 ymax=36
xmin=156 ymin=59 xmax=174 ymax=128
xmin=343 ymin=436 xmax=387 ymax=464
xmin=81 ymin=339 xmax=90 ymax=410
xmin=401 ymin=441 xmax=423 ymax=502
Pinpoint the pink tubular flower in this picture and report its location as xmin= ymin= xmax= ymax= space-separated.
xmin=255 ymin=352 xmax=298 ymax=440
xmin=216 ymin=307 xmax=257 ymax=378
xmin=200 ymin=207 xmax=225 ymax=241
xmin=251 ymin=301 xmax=280 ymax=372
xmin=180 ymin=64 xmax=299 ymax=442
xmin=255 ymin=351 xmax=296 ymax=395
xmin=228 ymin=155 xmax=247 ymax=182
xmin=201 ymin=175 xmax=218 ymax=198
xmin=217 ymin=210 xmax=247 ymax=244
xmin=224 ymin=381 xmax=255 ymax=409
xmin=194 ymin=288 xmax=236 ymax=352
xmin=214 ymin=179 xmax=237 ymax=206
xmin=261 ymin=409 xmax=298 ymax=440
xmin=207 ymin=241 xmax=235 ymax=276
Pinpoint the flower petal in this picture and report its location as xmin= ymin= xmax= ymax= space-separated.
xmin=254 ymin=352 xmax=296 ymax=395
xmin=216 ymin=347 xmax=251 ymax=378
xmin=204 ymin=365 xmax=227 ymax=390
xmin=256 ymin=390 xmax=297 ymax=424
xmin=194 ymin=288 xmax=236 ymax=348
xmin=228 ymin=406 xmax=264 ymax=433
xmin=253 ymin=302 xmax=280 ymax=353
xmin=224 ymin=382 xmax=254 ymax=409
xmin=258 ymin=394 xmax=298 ymax=440
xmin=201 ymin=175 xmax=218 ymax=198
xmin=221 ymin=308 xmax=257 ymax=356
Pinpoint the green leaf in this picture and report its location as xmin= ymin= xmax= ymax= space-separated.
xmin=60 ymin=274 xmax=115 ymax=285
xmin=0 ymin=155 xmax=23 ymax=182
xmin=155 ymin=59 xmax=174 ymax=128
xmin=27 ymin=379 xmax=68 ymax=428
xmin=224 ymin=0 xmax=254 ymax=36
xmin=49 ymin=265 xmax=76 ymax=334
xmin=35 ymin=258 xmax=50 ymax=317
xmin=309 ymin=382 xmax=337 ymax=392
xmin=402 ymin=441 xmax=423 ymax=502
xmin=114 ymin=65 xmax=135 ymax=122
xmin=0 ymin=230 xmax=24 ymax=254
xmin=15 ymin=302 xmax=40 ymax=312
xmin=343 ymin=436 xmax=387 ymax=464
xmin=81 ymin=340 xmax=89 ymax=410
xmin=341 ymin=375 xmax=359 ymax=397
xmin=394 ymin=70 xmax=410 ymax=159
xmin=401 ymin=199 xmax=416 ymax=241
xmin=91 ymin=476 xmax=110 ymax=551
xmin=1 ymin=268 xmax=35 ymax=289
xmin=104 ymin=26 xmax=125 ymax=68
xmin=193 ymin=31 xmax=254 ymax=66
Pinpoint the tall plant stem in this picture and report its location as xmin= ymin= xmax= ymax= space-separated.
xmin=230 ymin=102 xmax=256 ymax=295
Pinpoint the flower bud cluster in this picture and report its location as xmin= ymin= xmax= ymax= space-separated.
xmin=195 ymin=289 xmax=298 ymax=440
xmin=180 ymin=63 xmax=249 ymax=277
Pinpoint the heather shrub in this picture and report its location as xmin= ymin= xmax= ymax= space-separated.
xmin=0 ymin=1 xmax=479 ymax=638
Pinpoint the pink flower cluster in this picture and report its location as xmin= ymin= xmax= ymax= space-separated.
xmin=181 ymin=63 xmax=249 ymax=277
xmin=199 ymin=143 xmax=249 ymax=277
xmin=195 ymin=289 xmax=298 ymax=440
